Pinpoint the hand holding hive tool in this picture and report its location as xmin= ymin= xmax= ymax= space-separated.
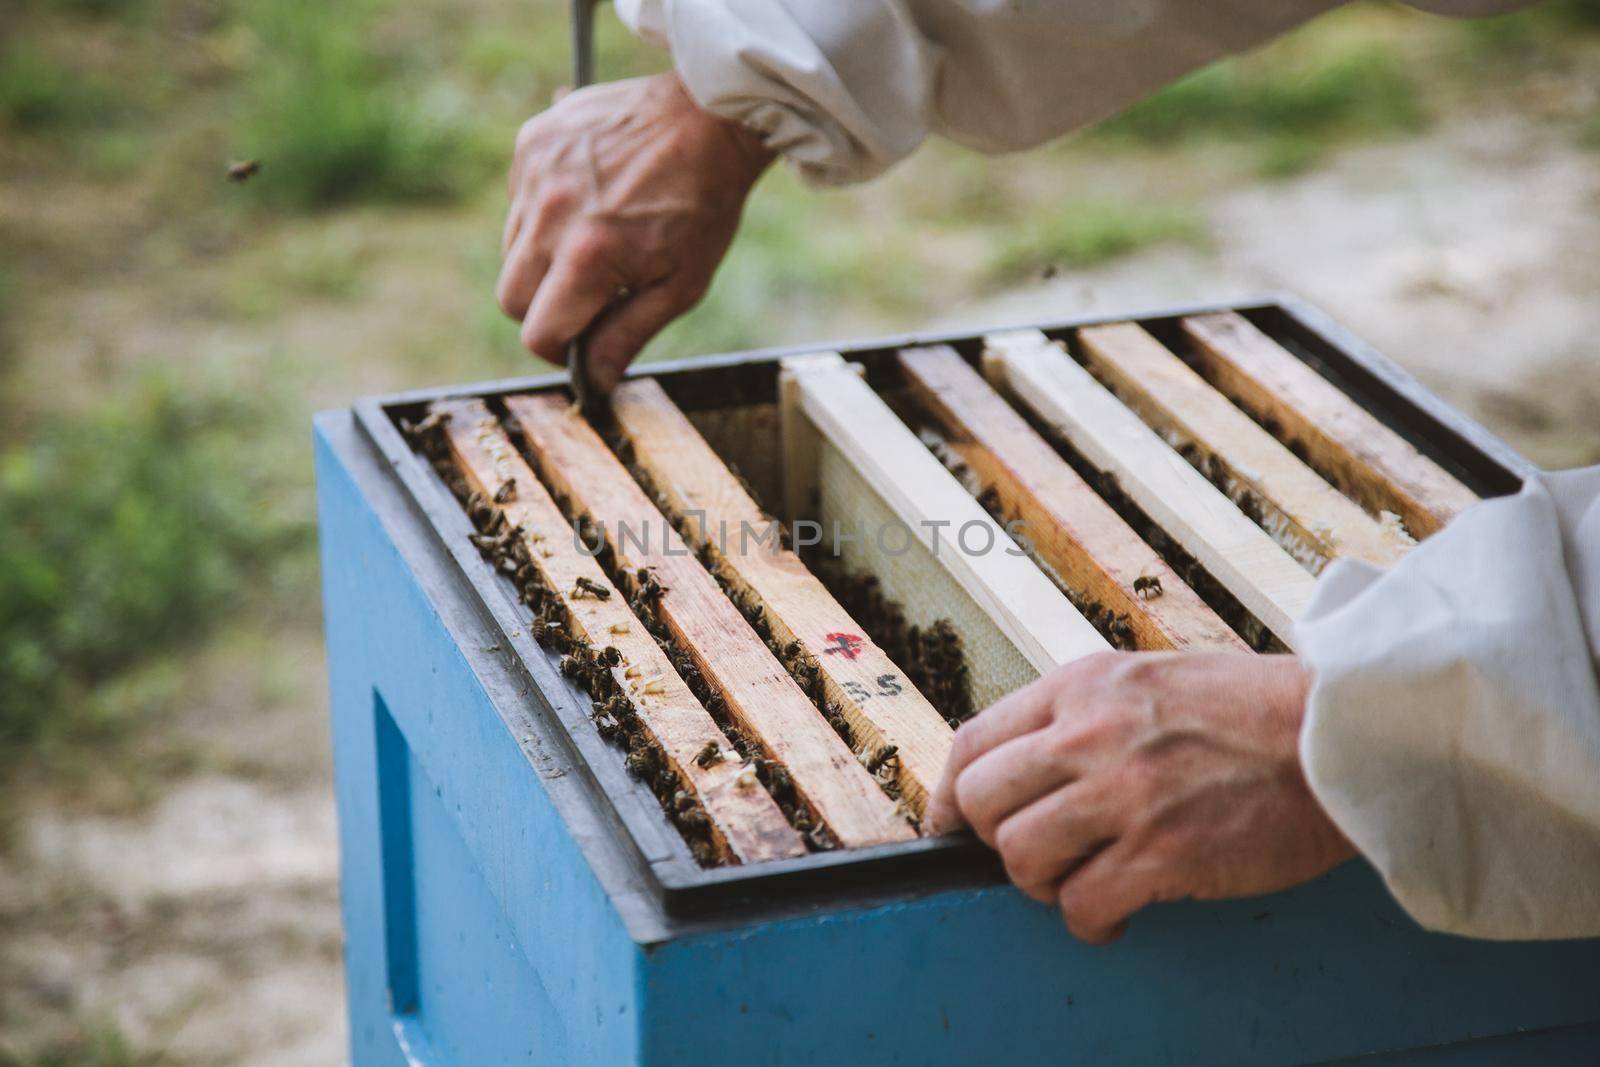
xmin=495 ymin=0 xmax=773 ymax=416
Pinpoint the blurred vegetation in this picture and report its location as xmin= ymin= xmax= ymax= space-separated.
xmin=0 ymin=1020 xmax=143 ymax=1067
xmin=0 ymin=378 xmax=307 ymax=772
xmin=1102 ymin=43 xmax=1426 ymax=177
xmin=237 ymin=0 xmax=488 ymax=207
xmin=0 ymin=45 xmax=118 ymax=132
xmin=984 ymin=202 xmax=1206 ymax=286
xmin=0 ymin=0 xmax=1595 ymax=789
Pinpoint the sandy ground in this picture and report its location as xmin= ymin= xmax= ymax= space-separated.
xmin=1 ymin=113 xmax=1595 ymax=1066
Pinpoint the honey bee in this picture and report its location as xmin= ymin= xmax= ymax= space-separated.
xmin=493 ymin=478 xmax=517 ymax=504
xmin=1133 ymin=574 xmax=1164 ymax=600
xmin=864 ymin=744 xmax=899 ymax=775
xmin=573 ymin=576 xmax=612 ymax=600
xmin=226 ymin=159 xmax=262 ymax=183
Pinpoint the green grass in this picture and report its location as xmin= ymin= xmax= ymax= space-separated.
xmin=982 ymin=201 xmax=1205 ymax=286
xmin=1455 ymin=0 xmax=1600 ymax=60
xmin=0 ymin=45 xmax=117 ymax=132
xmin=232 ymin=0 xmax=492 ymax=209
xmin=0 ymin=376 xmax=308 ymax=769
xmin=0 ymin=267 xmax=15 ymax=369
xmin=0 ymin=1023 xmax=143 ymax=1067
xmin=1099 ymin=38 xmax=1425 ymax=176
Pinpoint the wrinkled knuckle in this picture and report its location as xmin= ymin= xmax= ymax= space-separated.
xmin=1020 ymin=881 xmax=1057 ymax=905
xmin=949 ymin=721 xmax=982 ymax=768
xmin=543 ymin=179 xmax=580 ymax=214
xmin=494 ymin=274 xmax=522 ymax=318
xmin=1042 ymin=720 xmax=1083 ymax=763
xmin=566 ymin=226 xmax=618 ymax=271
xmin=1084 ymin=650 xmax=1126 ymax=682
xmin=514 ymin=116 xmax=546 ymax=152
xmin=952 ymin=770 xmax=990 ymax=835
xmin=528 ymin=183 xmax=576 ymax=228
xmin=1116 ymin=651 xmax=1173 ymax=690
xmin=520 ymin=321 xmax=564 ymax=363
xmin=993 ymin=820 xmax=1036 ymax=880
xmin=1056 ymin=884 xmax=1088 ymax=932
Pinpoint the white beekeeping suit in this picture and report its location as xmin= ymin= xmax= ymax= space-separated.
xmin=615 ymin=0 xmax=1598 ymax=941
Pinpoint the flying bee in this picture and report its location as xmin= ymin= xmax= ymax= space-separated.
xmin=1133 ymin=574 xmax=1164 ymax=600
xmin=226 ymin=158 xmax=262 ymax=183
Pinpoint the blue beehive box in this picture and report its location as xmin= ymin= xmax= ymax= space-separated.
xmin=317 ymin=297 xmax=1600 ymax=1066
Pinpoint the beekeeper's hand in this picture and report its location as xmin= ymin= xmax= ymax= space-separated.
xmin=925 ymin=652 xmax=1355 ymax=944
xmin=498 ymin=72 xmax=773 ymax=391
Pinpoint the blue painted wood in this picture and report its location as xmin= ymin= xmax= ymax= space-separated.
xmin=637 ymin=871 xmax=1600 ymax=1065
xmin=319 ymin=416 xmax=642 ymax=1065
xmin=317 ymin=410 xmax=1600 ymax=1067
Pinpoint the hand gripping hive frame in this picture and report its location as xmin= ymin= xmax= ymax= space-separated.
xmin=353 ymin=295 xmax=1526 ymax=915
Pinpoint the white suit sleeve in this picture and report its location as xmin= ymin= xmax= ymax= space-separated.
xmin=614 ymin=0 xmax=1342 ymax=184
xmin=613 ymin=0 xmax=1530 ymax=185
xmin=1297 ymin=467 xmax=1600 ymax=940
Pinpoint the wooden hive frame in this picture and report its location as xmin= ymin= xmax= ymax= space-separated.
xmin=1179 ymin=311 xmax=1478 ymax=539
xmin=373 ymin=298 xmax=1507 ymax=885
xmin=896 ymin=344 xmax=1248 ymax=653
xmin=504 ymin=392 xmax=916 ymax=850
xmin=608 ymin=377 xmax=955 ymax=818
xmin=779 ymin=351 xmax=1109 ymax=712
xmin=430 ymin=399 xmax=806 ymax=865
xmin=1076 ymin=321 xmax=1414 ymax=571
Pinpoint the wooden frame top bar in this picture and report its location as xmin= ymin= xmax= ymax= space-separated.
xmin=1181 ymin=311 xmax=1477 ymax=539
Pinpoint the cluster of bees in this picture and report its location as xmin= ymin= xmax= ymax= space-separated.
xmin=619 ymin=446 xmax=921 ymax=812
xmin=809 ymin=559 xmax=975 ymax=729
xmin=600 ymin=456 xmax=854 ymax=851
xmin=405 ymin=407 xmax=987 ymax=860
xmin=405 ymin=410 xmax=739 ymax=864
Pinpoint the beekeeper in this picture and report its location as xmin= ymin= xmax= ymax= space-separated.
xmin=495 ymin=0 xmax=1599 ymax=944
